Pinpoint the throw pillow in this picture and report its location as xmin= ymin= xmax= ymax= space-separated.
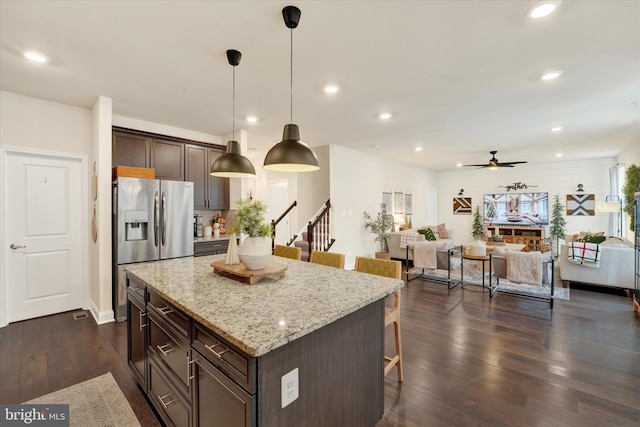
xmin=582 ymin=235 xmax=606 ymax=244
xmin=437 ymin=223 xmax=449 ymax=239
xmin=417 ymin=228 xmax=437 ymax=241
xmin=493 ymin=246 xmax=507 ymax=257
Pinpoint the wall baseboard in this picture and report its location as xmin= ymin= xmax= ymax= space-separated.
xmin=89 ymin=300 xmax=115 ymax=325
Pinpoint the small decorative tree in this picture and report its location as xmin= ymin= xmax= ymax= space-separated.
xmin=549 ymin=194 xmax=566 ymax=256
xmin=364 ymin=202 xmax=394 ymax=253
xmin=622 ymin=164 xmax=639 ymax=232
xmin=471 ymin=206 xmax=484 ymax=240
xmin=486 ymin=202 xmax=497 ymax=222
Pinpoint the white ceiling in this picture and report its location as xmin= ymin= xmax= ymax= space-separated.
xmin=1 ymin=0 xmax=639 ymax=171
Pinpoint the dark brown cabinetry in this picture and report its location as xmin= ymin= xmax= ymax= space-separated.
xmin=153 ymin=139 xmax=185 ymax=181
xmin=113 ymin=128 xmax=228 ymax=209
xmin=184 ymin=144 xmax=229 ymax=210
xmin=113 ymin=131 xmax=150 ymax=168
xmin=192 ymin=350 xmax=255 ymax=427
xmin=127 ymin=286 xmax=147 ymax=391
xmin=194 ymin=239 xmax=230 ymax=257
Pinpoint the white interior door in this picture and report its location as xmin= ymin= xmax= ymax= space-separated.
xmin=266 ymin=180 xmax=290 ymax=246
xmin=4 ymin=150 xmax=84 ymax=323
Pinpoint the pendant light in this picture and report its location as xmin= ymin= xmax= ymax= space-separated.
xmin=263 ymin=5 xmax=320 ymax=173
xmin=210 ymin=49 xmax=256 ymax=178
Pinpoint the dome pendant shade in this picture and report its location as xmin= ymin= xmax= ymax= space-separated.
xmin=210 ymin=140 xmax=256 ymax=178
xmin=263 ymin=124 xmax=320 ymax=172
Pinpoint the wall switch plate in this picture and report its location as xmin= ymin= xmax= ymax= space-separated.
xmin=281 ymin=368 xmax=299 ymax=408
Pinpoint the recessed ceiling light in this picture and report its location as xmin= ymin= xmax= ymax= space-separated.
xmin=550 ymin=126 xmax=564 ymax=132
xmin=23 ymin=51 xmax=48 ymax=63
xmin=246 ymin=115 xmax=258 ymax=123
xmin=414 ymin=147 xmax=423 ymax=152
xmin=379 ymin=112 xmax=392 ymax=120
xmin=323 ymin=84 xmax=339 ymax=94
xmin=528 ymin=1 xmax=561 ymax=19
xmin=555 ymin=153 xmax=564 ymax=157
xmin=541 ymin=71 xmax=562 ymax=81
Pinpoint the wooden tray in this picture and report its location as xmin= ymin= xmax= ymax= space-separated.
xmin=210 ymin=260 xmax=287 ymax=285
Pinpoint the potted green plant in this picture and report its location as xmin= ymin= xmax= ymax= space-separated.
xmin=363 ymin=202 xmax=394 ymax=259
xmin=549 ymin=194 xmax=566 ymax=257
xmin=232 ymin=198 xmax=274 ymax=270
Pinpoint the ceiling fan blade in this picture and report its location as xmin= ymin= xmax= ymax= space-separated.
xmin=500 ymin=161 xmax=528 ymax=165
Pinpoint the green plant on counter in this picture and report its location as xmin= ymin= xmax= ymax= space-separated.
xmin=364 ymin=202 xmax=394 ymax=252
xmin=623 ymin=164 xmax=639 ymax=231
xmin=230 ymin=198 xmax=273 ymax=237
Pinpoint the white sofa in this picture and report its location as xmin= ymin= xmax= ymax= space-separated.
xmin=559 ymin=243 xmax=634 ymax=290
xmin=387 ymin=226 xmax=454 ymax=261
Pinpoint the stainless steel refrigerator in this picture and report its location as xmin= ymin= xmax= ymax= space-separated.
xmin=112 ymin=177 xmax=194 ymax=321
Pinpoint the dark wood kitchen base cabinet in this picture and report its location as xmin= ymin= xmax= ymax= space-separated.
xmin=127 ymin=274 xmax=384 ymax=427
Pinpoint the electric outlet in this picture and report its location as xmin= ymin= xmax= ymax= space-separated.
xmin=281 ymin=368 xmax=299 ymax=408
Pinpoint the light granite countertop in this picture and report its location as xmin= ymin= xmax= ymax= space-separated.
xmin=124 ymin=255 xmax=403 ymax=357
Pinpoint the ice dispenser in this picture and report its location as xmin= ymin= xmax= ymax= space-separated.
xmin=125 ymin=210 xmax=149 ymax=241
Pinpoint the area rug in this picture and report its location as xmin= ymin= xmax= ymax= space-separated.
xmin=24 ymin=372 xmax=141 ymax=427
xmin=408 ymin=264 xmax=570 ymax=301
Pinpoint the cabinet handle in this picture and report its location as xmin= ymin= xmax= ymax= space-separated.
xmin=205 ymin=342 xmax=229 ymax=358
xmin=156 ymin=343 xmax=174 ymax=356
xmin=188 ymin=357 xmax=195 ymax=381
xmin=157 ymin=393 xmax=175 ymax=409
xmin=139 ymin=312 xmax=147 ymax=332
xmin=158 ymin=306 xmax=174 ymax=315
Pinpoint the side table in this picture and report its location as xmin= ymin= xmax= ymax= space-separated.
xmin=461 ymin=252 xmax=493 ymax=291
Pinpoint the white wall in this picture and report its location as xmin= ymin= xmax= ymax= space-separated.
xmin=297 ymin=145 xmax=331 ymax=227
xmin=91 ymin=97 xmax=114 ymax=323
xmin=330 ymin=145 xmax=437 ymax=267
xmin=0 ymin=91 xmax=91 ymax=154
xmin=437 ymin=158 xmax=617 ymax=244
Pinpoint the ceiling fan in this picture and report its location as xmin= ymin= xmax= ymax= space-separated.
xmin=463 ymin=150 xmax=528 ymax=168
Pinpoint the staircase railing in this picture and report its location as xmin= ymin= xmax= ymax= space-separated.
xmin=271 ymin=200 xmax=297 ymax=252
xmin=307 ymin=199 xmax=335 ymax=253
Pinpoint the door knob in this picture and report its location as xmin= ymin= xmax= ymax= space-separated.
xmin=10 ymin=244 xmax=26 ymax=249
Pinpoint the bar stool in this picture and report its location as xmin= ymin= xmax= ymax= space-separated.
xmin=309 ymin=250 xmax=345 ymax=269
xmin=354 ymin=256 xmax=403 ymax=382
xmin=273 ymin=244 xmax=302 ymax=260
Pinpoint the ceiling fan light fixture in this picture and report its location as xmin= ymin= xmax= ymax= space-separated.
xmin=210 ymin=49 xmax=256 ymax=178
xmin=263 ymin=5 xmax=320 ymax=173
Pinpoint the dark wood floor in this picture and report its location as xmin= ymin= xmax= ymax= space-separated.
xmin=1 ymin=281 xmax=638 ymax=427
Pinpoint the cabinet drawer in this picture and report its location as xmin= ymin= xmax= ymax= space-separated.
xmin=148 ymin=291 xmax=189 ymax=338
xmin=149 ymin=356 xmax=191 ymax=427
xmin=149 ymin=312 xmax=190 ymax=392
xmin=192 ymin=351 xmax=255 ymax=427
xmin=192 ymin=322 xmax=255 ymax=394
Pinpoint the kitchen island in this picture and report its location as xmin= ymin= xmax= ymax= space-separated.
xmin=124 ymin=254 xmax=402 ymax=427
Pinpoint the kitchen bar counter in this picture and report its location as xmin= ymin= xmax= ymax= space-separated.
xmin=125 ymin=254 xmax=402 ymax=356
xmin=125 ymin=254 xmax=403 ymax=427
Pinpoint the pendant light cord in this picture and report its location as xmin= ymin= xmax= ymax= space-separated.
xmin=232 ymin=63 xmax=236 ymax=141
xmin=290 ymin=27 xmax=293 ymax=123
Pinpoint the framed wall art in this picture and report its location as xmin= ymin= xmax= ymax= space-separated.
xmin=404 ymin=189 xmax=412 ymax=215
xmin=394 ymin=191 xmax=404 ymax=214
xmin=566 ymin=193 xmax=595 ymax=216
xmin=453 ymin=197 xmax=472 ymax=215
xmin=383 ymin=192 xmax=392 ymax=214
